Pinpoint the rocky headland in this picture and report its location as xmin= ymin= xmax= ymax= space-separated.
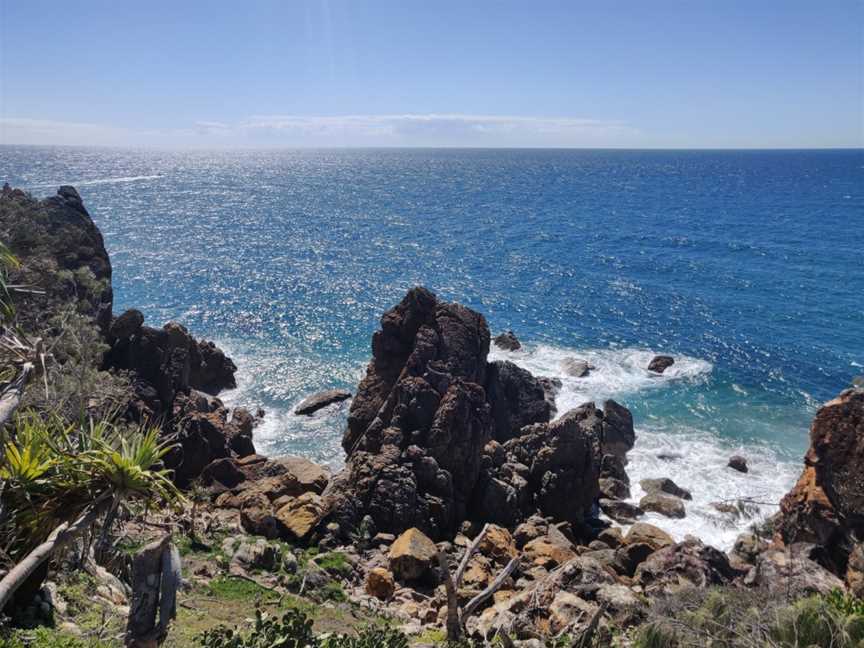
xmin=1 ymin=185 xmax=862 ymax=647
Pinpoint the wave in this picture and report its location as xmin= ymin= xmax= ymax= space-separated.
xmin=28 ymin=175 xmax=162 ymax=189
xmin=489 ymin=343 xmax=713 ymax=410
xmin=493 ymin=341 xmax=798 ymax=549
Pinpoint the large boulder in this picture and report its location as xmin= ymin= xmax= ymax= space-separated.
xmin=745 ymin=544 xmax=845 ymax=596
xmin=640 ymin=477 xmax=692 ymax=500
xmin=647 ymin=355 xmax=674 ymax=374
xmin=777 ymin=388 xmax=864 ymax=576
xmin=639 ymin=492 xmax=686 ymax=518
xmin=389 ymin=528 xmax=439 ymax=582
xmin=635 ymin=538 xmax=741 ymax=594
xmin=493 ymin=330 xmax=521 ymax=351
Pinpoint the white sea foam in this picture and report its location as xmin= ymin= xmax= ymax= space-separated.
xmin=489 ymin=343 xmax=713 ymax=410
xmin=492 ymin=342 xmax=799 ymax=550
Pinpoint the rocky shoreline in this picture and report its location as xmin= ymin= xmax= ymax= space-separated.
xmin=1 ymin=185 xmax=862 ymax=646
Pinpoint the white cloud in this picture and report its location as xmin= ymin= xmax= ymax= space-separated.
xmin=0 ymin=113 xmax=637 ymax=148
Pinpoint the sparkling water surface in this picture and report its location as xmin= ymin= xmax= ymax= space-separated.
xmin=3 ymin=146 xmax=862 ymax=547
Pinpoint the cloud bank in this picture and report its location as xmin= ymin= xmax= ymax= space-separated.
xmin=0 ymin=113 xmax=637 ymax=148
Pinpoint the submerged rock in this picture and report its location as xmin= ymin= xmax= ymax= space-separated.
xmin=727 ymin=455 xmax=749 ymax=473
xmin=647 ymin=355 xmax=675 ymax=374
xmin=561 ymin=357 xmax=592 ymax=378
xmin=640 ymin=477 xmax=692 ymax=500
xmin=294 ymin=389 xmax=352 ymax=415
xmin=640 ymin=493 xmax=686 ymax=518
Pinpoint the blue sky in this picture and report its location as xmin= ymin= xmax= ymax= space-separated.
xmin=0 ymin=0 xmax=861 ymax=148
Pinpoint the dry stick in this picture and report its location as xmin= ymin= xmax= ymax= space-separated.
xmin=436 ymin=551 xmax=462 ymax=642
xmin=0 ymin=493 xmax=111 ymax=611
xmin=462 ymin=556 xmax=519 ymax=619
xmin=454 ymin=523 xmax=490 ymax=589
xmin=572 ymin=601 xmax=608 ymax=648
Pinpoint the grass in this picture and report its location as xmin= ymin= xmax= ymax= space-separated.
xmin=206 ymin=576 xmax=279 ymax=602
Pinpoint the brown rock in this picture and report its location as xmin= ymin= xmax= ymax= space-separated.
xmin=640 ymin=477 xmax=691 ymax=500
xmin=846 ymin=544 xmax=864 ymax=598
xmin=275 ymin=492 xmax=325 ymax=541
xmin=599 ymin=499 xmax=643 ymax=523
xmin=640 ymin=493 xmax=686 ymax=519
xmin=493 ymin=330 xmax=521 ymax=351
xmin=389 ymin=528 xmax=439 ymax=581
xmin=477 ymin=524 xmax=518 ymax=565
xmin=523 ymin=536 xmax=577 ymax=568
xmin=624 ymin=522 xmax=674 ymax=551
xmin=365 ymin=567 xmax=396 ymax=600
xmin=599 ymin=477 xmax=631 ymax=500
xmin=635 ymin=538 xmax=740 ymax=594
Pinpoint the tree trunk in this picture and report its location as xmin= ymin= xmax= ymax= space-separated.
xmin=0 ymin=494 xmax=111 ymax=612
xmin=0 ymin=362 xmax=32 ymax=432
xmin=126 ymin=535 xmax=180 ymax=647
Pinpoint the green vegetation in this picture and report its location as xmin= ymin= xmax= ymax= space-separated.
xmin=195 ymin=608 xmax=409 ymax=648
xmin=633 ymin=587 xmax=864 ymax=648
xmin=0 ymin=627 xmax=113 ymax=648
xmin=206 ymin=576 xmax=279 ymax=603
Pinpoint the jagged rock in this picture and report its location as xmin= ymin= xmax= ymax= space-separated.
xmin=600 ymin=453 xmax=630 ymax=484
xmin=226 ymin=407 xmax=256 ymax=457
xmin=477 ymin=524 xmax=518 ymax=565
xmin=599 ymin=477 xmax=630 ymax=500
xmin=640 ymin=493 xmax=686 ymax=518
xmin=513 ymin=516 xmax=548 ymax=549
xmin=561 ymin=358 xmax=592 ymax=378
xmin=778 ymin=388 xmax=864 ymax=576
xmin=499 ymin=403 xmax=605 ymax=527
xmin=537 ymin=377 xmax=562 ymax=415
xmin=745 ymin=544 xmax=845 ymax=595
xmin=599 ymin=499 xmax=643 ymax=523
xmin=485 ymin=360 xmax=553 ymax=441
xmin=201 ymin=457 xmax=245 ymax=489
xmin=647 ymin=355 xmax=674 ymax=373
xmin=322 ymin=287 xmax=629 ymax=541
xmin=294 ymin=389 xmax=352 ymax=415
xmin=493 ymin=330 xmax=521 ymax=351
xmin=727 ymin=455 xmax=748 ymax=473
xmin=326 ymin=288 xmax=493 ymax=539
xmin=635 ymin=538 xmax=740 ymax=594
xmin=640 ymin=477 xmax=691 ymax=500
xmin=601 ymin=399 xmax=635 ymax=460
xmin=109 ymin=309 xmax=144 ymax=342
xmin=389 ymin=528 xmax=438 ymax=582
xmin=624 ymin=523 xmax=674 ymax=551
xmin=366 ymin=567 xmax=396 ymax=600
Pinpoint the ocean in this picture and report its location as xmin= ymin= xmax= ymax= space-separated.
xmin=2 ymin=146 xmax=862 ymax=548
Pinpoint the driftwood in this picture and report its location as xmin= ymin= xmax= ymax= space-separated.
xmin=126 ymin=534 xmax=181 ymax=648
xmin=438 ymin=523 xmax=521 ymax=641
xmin=0 ymin=494 xmax=111 ymax=611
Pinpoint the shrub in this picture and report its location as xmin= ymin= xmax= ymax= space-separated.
xmin=195 ymin=608 xmax=409 ymax=648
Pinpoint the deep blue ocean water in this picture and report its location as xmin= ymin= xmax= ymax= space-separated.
xmin=2 ymin=146 xmax=862 ymax=545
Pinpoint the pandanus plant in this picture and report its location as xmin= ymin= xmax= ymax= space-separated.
xmin=0 ymin=412 xmax=182 ymax=611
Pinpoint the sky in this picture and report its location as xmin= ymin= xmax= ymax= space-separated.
xmin=0 ymin=0 xmax=862 ymax=149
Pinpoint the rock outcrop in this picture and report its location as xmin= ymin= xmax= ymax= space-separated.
xmin=322 ymin=288 xmax=619 ymax=541
xmin=294 ymin=389 xmax=352 ymax=415
xmin=777 ymin=387 xmax=864 ymax=579
xmin=647 ymin=355 xmax=674 ymax=373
